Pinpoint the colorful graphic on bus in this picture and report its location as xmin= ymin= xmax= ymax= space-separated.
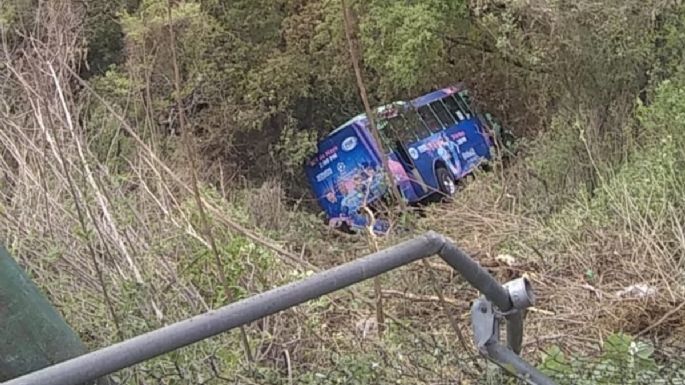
xmin=305 ymin=83 xmax=495 ymax=233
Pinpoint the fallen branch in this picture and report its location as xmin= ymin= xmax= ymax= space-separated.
xmin=638 ymin=300 xmax=685 ymax=337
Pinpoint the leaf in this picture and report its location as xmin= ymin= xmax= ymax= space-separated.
xmin=539 ymin=345 xmax=572 ymax=376
xmin=633 ymin=341 xmax=655 ymax=360
xmin=604 ymin=333 xmax=633 ymax=356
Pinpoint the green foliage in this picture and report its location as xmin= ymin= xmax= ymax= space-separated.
xmin=82 ymin=0 xmax=129 ymax=77
xmin=361 ymin=1 xmax=461 ymax=95
xmin=298 ymin=352 xmax=389 ymax=385
xmin=180 ymin=234 xmax=272 ymax=306
xmin=483 ymin=0 xmax=656 ymax=104
xmin=236 ymin=350 xmax=391 ymax=385
xmin=528 ymin=75 xmax=685 ymax=250
xmin=651 ymin=4 xmax=685 ymax=87
xmin=637 ymin=76 xmax=685 ymax=146
xmin=274 ymin=120 xmax=318 ymax=175
xmin=90 ymin=67 xmax=135 ymax=102
xmin=607 ymin=74 xmax=685 ymax=215
xmin=176 ymin=188 xmax=275 ymax=305
xmin=590 ymin=135 xmax=682 ymax=225
xmin=0 ymin=0 xmax=36 ymax=34
xmin=527 ymin=114 xmax=589 ymax=199
xmin=0 ymin=2 xmax=17 ymax=26
xmin=561 ymin=75 xmax=685 ymax=228
xmin=121 ymin=0 xmax=221 ymax=91
xmin=539 ymin=333 xmax=685 ymax=384
xmin=86 ymin=67 xmax=136 ymax=169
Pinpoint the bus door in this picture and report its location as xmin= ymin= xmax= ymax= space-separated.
xmin=438 ymin=93 xmax=491 ymax=167
xmin=377 ymin=112 xmax=428 ymax=198
xmin=453 ymin=90 xmax=493 ymax=158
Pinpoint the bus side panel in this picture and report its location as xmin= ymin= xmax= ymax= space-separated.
xmin=442 ymin=119 xmax=492 ymax=174
xmin=402 ymin=134 xmax=453 ymax=196
xmin=401 ymin=119 xmax=492 ymax=196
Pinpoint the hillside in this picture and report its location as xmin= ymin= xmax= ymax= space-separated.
xmin=1 ymin=0 xmax=685 ymax=384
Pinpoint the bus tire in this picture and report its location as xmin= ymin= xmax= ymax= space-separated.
xmin=481 ymin=161 xmax=494 ymax=173
xmin=435 ymin=165 xmax=456 ymax=201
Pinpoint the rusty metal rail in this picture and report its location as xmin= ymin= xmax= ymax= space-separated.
xmin=1 ymin=231 xmax=556 ymax=385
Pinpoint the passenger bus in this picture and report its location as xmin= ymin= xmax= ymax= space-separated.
xmin=304 ymin=83 xmax=498 ymax=233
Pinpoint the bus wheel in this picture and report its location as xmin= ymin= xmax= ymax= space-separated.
xmin=435 ymin=166 xmax=456 ymax=200
xmin=481 ymin=161 xmax=494 ymax=173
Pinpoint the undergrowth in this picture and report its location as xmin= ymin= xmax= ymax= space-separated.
xmin=2 ymin=58 xmax=685 ymax=385
xmin=2 ymin=2 xmax=685 ymax=385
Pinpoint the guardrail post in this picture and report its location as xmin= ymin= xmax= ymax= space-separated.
xmin=0 ymin=245 xmax=110 ymax=384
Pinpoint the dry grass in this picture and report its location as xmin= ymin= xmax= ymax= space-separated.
xmin=0 ymin=7 xmax=481 ymax=383
xmin=415 ymin=168 xmax=685 ymax=364
xmin=0 ymin=3 xmax=338 ymax=382
xmin=3 ymin=51 xmax=683 ymax=383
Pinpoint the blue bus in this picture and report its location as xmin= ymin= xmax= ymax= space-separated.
xmin=304 ymin=83 xmax=495 ymax=233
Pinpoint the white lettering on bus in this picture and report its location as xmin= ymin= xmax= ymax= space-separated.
xmin=462 ymin=149 xmax=477 ymax=159
xmin=316 ymin=168 xmax=333 ymax=182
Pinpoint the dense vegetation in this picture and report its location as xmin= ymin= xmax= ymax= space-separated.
xmin=1 ymin=0 xmax=684 ymax=384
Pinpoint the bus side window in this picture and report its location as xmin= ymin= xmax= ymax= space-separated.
xmin=459 ymin=90 xmax=472 ymax=106
xmin=457 ymin=91 xmax=473 ymax=118
xmin=417 ymin=106 xmax=442 ymax=133
xmin=429 ymin=101 xmax=457 ymax=129
xmin=443 ymin=95 xmax=466 ymax=122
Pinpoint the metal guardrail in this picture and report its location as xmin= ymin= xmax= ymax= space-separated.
xmin=1 ymin=231 xmax=556 ymax=385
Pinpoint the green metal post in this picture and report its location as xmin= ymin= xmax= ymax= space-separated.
xmin=0 ymin=245 xmax=104 ymax=383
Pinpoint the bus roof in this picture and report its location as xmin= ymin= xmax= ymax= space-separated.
xmin=324 ymin=82 xmax=466 ymax=137
xmin=327 ymin=114 xmax=367 ymax=137
xmin=327 ymin=101 xmax=408 ymax=136
xmin=410 ymin=83 xmax=465 ymax=108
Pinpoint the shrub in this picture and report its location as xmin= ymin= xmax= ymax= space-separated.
xmin=539 ymin=333 xmax=685 ymax=384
